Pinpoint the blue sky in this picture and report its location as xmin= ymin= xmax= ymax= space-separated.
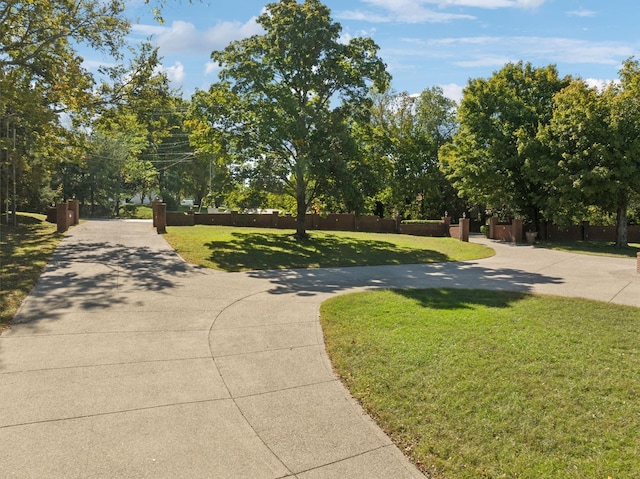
xmin=106 ymin=0 xmax=640 ymax=102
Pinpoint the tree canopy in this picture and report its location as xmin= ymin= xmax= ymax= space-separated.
xmin=369 ymin=88 xmax=459 ymax=219
xmin=440 ymin=62 xmax=571 ymax=224
xmin=193 ymin=0 xmax=390 ymax=238
xmin=539 ymin=59 xmax=640 ymax=247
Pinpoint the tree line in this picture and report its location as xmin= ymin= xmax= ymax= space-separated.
xmin=2 ymin=0 xmax=639 ymax=246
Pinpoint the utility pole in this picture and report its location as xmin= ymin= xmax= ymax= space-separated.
xmin=4 ymin=118 xmax=8 ymax=225
xmin=12 ymin=123 xmax=16 ymax=226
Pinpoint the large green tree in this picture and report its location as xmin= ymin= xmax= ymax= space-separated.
xmin=1 ymin=0 xmax=183 ymax=217
xmin=440 ymin=62 xmax=571 ymax=226
xmin=369 ymin=87 xmax=459 ymax=219
xmin=539 ymin=59 xmax=640 ymax=247
xmin=201 ymin=0 xmax=389 ymax=239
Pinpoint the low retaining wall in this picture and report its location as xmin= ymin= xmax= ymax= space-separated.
xmin=489 ymin=218 xmax=523 ymax=243
xmin=489 ymin=219 xmax=640 ymax=244
xmin=538 ymin=223 xmax=640 ymax=243
xmin=399 ymin=222 xmax=447 ymax=237
xmin=168 ymin=211 xmax=398 ymax=234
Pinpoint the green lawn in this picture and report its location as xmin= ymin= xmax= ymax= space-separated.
xmin=163 ymin=226 xmax=494 ymax=271
xmin=0 ymin=213 xmax=63 ymax=328
xmin=536 ymin=240 xmax=640 ymax=258
xmin=119 ymin=203 xmax=154 ymax=219
xmin=320 ymin=289 xmax=640 ymax=479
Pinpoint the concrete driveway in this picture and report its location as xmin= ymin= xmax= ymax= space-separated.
xmin=1 ymin=220 xmax=638 ymax=478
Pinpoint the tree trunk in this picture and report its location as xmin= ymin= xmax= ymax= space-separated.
xmin=294 ymin=183 xmax=309 ymax=240
xmin=615 ymin=203 xmax=628 ymax=248
xmin=90 ymin=184 xmax=95 ymax=217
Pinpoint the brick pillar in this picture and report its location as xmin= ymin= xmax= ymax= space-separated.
xmin=442 ymin=216 xmax=451 ymax=237
xmin=459 ymin=218 xmax=470 ymax=242
xmin=152 ymin=201 xmax=160 ymax=227
xmin=68 ymin=199 xmax=80 ymax=225
xmin=56 ymin=203 xmax=69 ymax=233
xmin=637 ymin=253 xmax=640 ymax=274
xmin=489 ymin=217 xmax=498 ymax=240
xmin=512 ymin=218 xmax=523 ymax=243
xmin=152 ymin=202 xmax=166 ymax=233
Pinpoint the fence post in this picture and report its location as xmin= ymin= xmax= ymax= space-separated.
xmin=582 ymin=221 xmax=590 ymax=241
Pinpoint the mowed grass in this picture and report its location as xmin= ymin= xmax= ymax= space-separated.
xmin=0 ymin=213 xmax=63 ymax=328
xmin=536 ymin=240 xmax=640 ymax=259
xmin=163 ymin=226 xmax=494 ymax=271
xmin=320 ymin=289 xmax=640 ymax=479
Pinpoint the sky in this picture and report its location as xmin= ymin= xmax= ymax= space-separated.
xmin=99 ymin=0 xmax=640 ymax=103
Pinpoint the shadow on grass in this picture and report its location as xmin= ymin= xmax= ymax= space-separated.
xmin=391 ymin=288 xmax=532 ymax=310
xmin=1 ymin=215 xmax=62 ymax=325
xmin=205 ymin=231 xmax=450 ymax=271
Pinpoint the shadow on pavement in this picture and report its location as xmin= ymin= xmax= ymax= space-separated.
xmin=10 ymin=240 xmax=192 ymax=326
xmin=248 ymin=262 xmax=564 ymax=297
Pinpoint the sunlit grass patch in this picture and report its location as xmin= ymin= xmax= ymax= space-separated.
xmin=321 ymin=289 xmax=640 ymax=478
xmin=163 ymin=226 xmax=494 ymax=271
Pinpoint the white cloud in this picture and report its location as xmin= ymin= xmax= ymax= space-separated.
xmin=336 ymin=0 xmax=549 ymax=24
xmin=204 ymin=61 xmax=221 ymax=76
xmin=430 ymin=0 xmax=547 ymax=8
xmin=152 ymin=61 xmax=186 ymax=86
xmin=398 ymin=36 xmax=634 ymax=66
xmin=339 ymin=28 xmax=377 ymax=44
xmin=337 ymin=0 xmax=547 ymax=23
xmin=131 ymin=24 xmax=166 ymax=37
xmin=132 ymin=17 xmax=263 ymax=55
xmin=337 ymin=0 xmax=475 ymax=24
xmin=81 ymin=59 xmax=116 ymax=70
xmin=585 ymin=77 xmax=618 ymax=91
xmin=566 ymin=9 xmax=597 ymax=18
xmin=439 ymin=83 xmax=464 ymax=103
xmin=163 ymin=61 xmax=186 ymax=84
xmin=454 ymin=54 xmax=516 ymax=68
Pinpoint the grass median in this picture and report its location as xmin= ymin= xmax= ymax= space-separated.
xmin=320 ymin=288 xmax=640 ymax=478
xmin=163 ymin=226 xmax=494 ymax=271
xmin=0 ymin=213 xmax=63 ymax=328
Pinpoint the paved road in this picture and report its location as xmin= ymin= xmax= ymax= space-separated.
xmin=1 ymin=220 xmax=638 ymax=478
